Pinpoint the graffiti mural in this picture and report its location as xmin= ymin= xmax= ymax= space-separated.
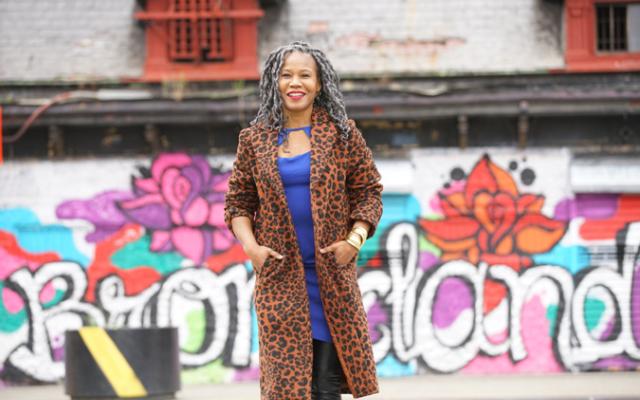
xmin=1 ymin=149 xmax=639 ymax=386
xmin=361 ymin=151 xmax=640 ymax=375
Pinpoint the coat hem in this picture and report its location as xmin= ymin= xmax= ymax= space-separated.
xmin=350 ymin=385 xmax=380 ymax=399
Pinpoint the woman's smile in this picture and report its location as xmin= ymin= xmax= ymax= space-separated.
xmin=287 ymin=90 xmax=306 ymax=100
xmin=278 ymin=51 xmax=321 ymax=117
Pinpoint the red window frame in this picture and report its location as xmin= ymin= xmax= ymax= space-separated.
xmin=135 ymin=0 xmax=264 ymax=81
xmin=564 ymin=0 xmax=640 ymax=72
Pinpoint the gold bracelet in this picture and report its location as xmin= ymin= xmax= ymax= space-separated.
xmin=352 ymin=226 xmax=369 ymax=243
xmin=350 ymin=230 xmax=366 ymax=245
xmin=345 ymin=236 xmax=362 ymax=251
xmin=348 ymin=230 xmax=364 ymax=244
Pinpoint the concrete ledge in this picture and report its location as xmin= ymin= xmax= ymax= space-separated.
xmin=364 ymin=372 xmax=640 ymax=400
xmin=2 ymin=372 xmax=639 ymax=400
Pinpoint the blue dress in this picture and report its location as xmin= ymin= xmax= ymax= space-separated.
xmin=277 ymin=126 xmax=332 ymax=342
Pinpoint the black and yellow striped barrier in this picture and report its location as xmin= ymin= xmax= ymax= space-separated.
xmin=65 ymin=327 xmax=180 ymax=399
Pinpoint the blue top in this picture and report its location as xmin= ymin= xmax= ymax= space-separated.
xmin=277 ymin=126 xmax=315 ymax=265
xmin=277 ymin=151 xmax=316 ymax=266
xmin=277 ymin=126 xmax=332 ymax=342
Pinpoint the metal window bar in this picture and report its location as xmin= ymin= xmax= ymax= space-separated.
xmin=168 ymin=0 xmax=233 ymax=62
xmin=614 ymin=6 xmax=627 ymax=50
xmin=597 ymin=6 xmax=608 ymax=50
xmin=596 ymin=3 xmax=628 ymax=52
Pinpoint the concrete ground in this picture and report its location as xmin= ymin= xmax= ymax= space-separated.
xmin=2 ymin=372 xmax=640 ymax=400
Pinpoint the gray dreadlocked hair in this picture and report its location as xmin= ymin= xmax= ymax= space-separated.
xmin=251 ymin=41 xmax=352 ymax=140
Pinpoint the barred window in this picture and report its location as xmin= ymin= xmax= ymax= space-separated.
xmin=168 ymin=0 xmax=234 ymax=63
xmin=134 ymin=0 xmax=263 ymax=81
xmin=596 ymin=3 xmax=640 ymax=52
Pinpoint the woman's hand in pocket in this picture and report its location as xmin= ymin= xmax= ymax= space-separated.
xmin=244 ymin=244 xmax=283 ymax=272
xmin=320 ymin=240 xmax=358 ymax=265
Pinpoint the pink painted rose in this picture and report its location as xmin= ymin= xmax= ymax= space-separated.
xmin=118 ymin=153 xmax=233 ymax=264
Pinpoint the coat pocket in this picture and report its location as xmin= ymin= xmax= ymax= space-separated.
xmin=256 ymin=256 xmax=283 ymax=280
xmin=255 ymin=256 xmax=269 ymax=277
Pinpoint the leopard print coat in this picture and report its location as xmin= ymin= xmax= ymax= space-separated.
xmin=224 ymin=107 xmax=383 ymax=399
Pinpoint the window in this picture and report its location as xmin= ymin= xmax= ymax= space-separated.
xmin=596 ymin=3 xmax=640 ymax=52
xmin=596 ymin=4 xmax=628 ymax=51
xmin=564 ymin=0 xmax=640 ymax=72
xmin=135 ymin=0 xmax=264 ymax=81
xmin=167 ymin=0 xmax=233 ymax=63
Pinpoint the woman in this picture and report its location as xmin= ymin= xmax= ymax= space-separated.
xmin=224 ymin=41 xmax=382 ymax=400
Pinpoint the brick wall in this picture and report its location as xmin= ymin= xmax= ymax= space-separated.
xmin=0 ymin=0 xmax=563 ymax=81
xmin=0 ymin=0 xmax=144 ymax=81
xmin=259 ymin=0 xmax=564 ymax=75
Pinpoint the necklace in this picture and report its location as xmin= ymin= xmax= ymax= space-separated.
xmin=279 ymin=126 xmax=312 ymax=153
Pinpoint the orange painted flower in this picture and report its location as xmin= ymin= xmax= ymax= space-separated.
xmin=419 ymin=155 xmax=567 ymax=311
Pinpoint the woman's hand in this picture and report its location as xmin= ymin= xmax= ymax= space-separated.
xmin=320 ymin=241 xmax=358 ymax=265
xmin=244 ymin=244 xmax=283 ymax=272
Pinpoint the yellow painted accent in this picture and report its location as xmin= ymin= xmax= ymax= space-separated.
xmin=79 ymin=327 xmax=147 ymax=398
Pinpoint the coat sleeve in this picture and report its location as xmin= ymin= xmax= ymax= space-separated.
xmin=346 ymin=120 xmax=383 ymax=237
xmin=224 ymin=128 xmax=259 ymax=234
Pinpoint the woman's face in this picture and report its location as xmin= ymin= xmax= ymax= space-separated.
xmin=278 ymin=51 xmax=321 ymax=116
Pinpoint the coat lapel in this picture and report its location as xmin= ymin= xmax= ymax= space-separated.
xmin=309 ymin=107 xmax=337 ymax=192
xmin=259 ymin=125 xmax=286 ymax=196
